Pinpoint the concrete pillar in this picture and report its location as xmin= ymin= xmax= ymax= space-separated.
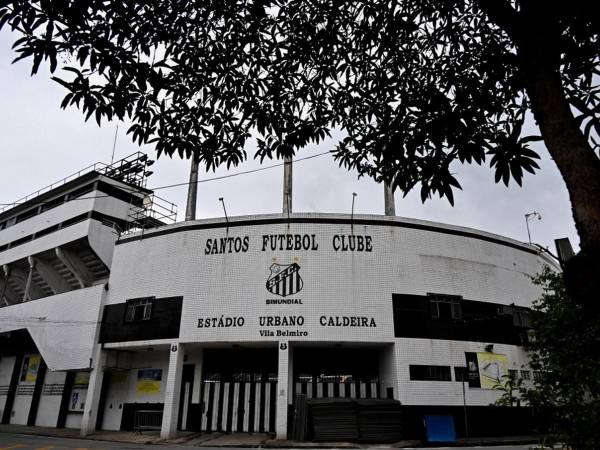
xmin=276 ymin=341 xmax=290 ymax=439
xmin=23 ymin=259 xmax=35 ymax=302
xmin=384 ymin=182 xmax=395 ymax=216
xmin=191 ymin=348 xmax=204 ymax=404
xmin=282 ymin=156 xmax=292 ymax=214
xmin=81 ymin=345 xmax=107 ymax=436
xmin=378 ymin=344 xmax=399 ymax=400
xmin=161 ymin=343 xmax=185 ymax=439
xmin=185 ymin=159 xmax=199 ymax=221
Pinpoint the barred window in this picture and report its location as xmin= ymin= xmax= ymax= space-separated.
xmin=124 ymin=297 xmax=154 ymax=323
xmin=409 ymin=365 xmax=452 ymax=381
xmin=520 ymin=370 xmax=531 ymax=380
xmin=428 ymin=294 xmax=462 ymax=320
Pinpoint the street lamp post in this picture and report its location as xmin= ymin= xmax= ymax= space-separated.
xmin=524 ymin=211 xmax=542 ymax=244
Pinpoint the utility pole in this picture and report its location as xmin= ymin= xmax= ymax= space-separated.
xmin=282 ymin=156 xmax=293 ymax=214
xmin=461 ymin=374 xmax=469 ymax=439
xmin=185 ymin=158 xmax=199 ymax=221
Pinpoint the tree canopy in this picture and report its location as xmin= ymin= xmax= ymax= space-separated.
xmin=1 ymin=0 xmax=599 ymax=301
xmin=525 ymin=268 xmax=600 ymax=448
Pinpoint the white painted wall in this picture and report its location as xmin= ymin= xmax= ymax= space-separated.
xmin=101 ymin=350 xmax=169 ymax=431
xmin=35 ymin=370 xmax=66 ymax=427
xmin=0 ymin=355 xmax=16 ymax=419
xmin=107 ymin=213 xmax=554 ymax=345
xmin=65 ymin=412 xmax=83 ymax=429
xmin=394 ymin=338 xmax=530 ymax=406
xmin=0 ymin=284 xmax=106 ymax=370
xmin=9 ymin=353 xmax=37 ymax=425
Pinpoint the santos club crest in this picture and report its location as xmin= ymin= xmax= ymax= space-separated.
xmin=266 ymin=263 xmax=303 ymax=297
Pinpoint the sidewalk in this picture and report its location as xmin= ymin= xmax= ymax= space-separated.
xmin=0 ymin=424 xmax=541 ymax=448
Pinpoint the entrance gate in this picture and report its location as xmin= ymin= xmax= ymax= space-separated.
xmin=199 ymin=348 xmax=278 ymax=433
xmin=200 ymin=376 xmax=277 ymax=433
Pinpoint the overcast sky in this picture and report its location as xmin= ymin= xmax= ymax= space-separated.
xmin=0 ymin=29 xmax=579 ymax=254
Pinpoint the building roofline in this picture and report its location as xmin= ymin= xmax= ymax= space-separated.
xmin=0 ymin=171 xmax=151 ymax=223
xmin=116 ymin=213 xmax=559 ymax=267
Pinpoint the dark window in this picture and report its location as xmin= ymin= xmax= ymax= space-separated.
xmin=513 ymin=308 xmax=530 ymax=328
xmin=15 ymin=208 xmax=39 ymax=224
xmin=41 ymin=195 xmax=66 ymax=213
xmin=508 ymin=369 xmax=519 ymax=380
xmin=124 ymin=297 xmax=154 ymax=323
xmin=66 ymin=184 xmax=94 ymax=200
xmin=100 ymin=296 xmax=182 ymax=343
xmin=409 ymin=365 xmax=452 ymax=381
xmin=393 ymin=294 xmax=532 ymax=346
xmin=61 ymin=213 xmax=88 ymax=228
xmin=34 ymin=224 xmax=60 ymax=239
xmin=10 ymin=235 xmax=33 ymax=248
xmin=429 ymin=294 xmax=462 ymax=320
xmin=454 ymin=367 xmax=468 ymax=382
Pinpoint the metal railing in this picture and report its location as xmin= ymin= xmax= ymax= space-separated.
xmin=1 ymin=152 xmax=157 ymax=214
xmin=134 ymin=410 xmax=163 ymax=433
xmin=0 ymin=161 xmax=110 ymax=213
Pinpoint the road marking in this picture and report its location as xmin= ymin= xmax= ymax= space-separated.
xmin=0 ymin=445 xmax=25 ymax=450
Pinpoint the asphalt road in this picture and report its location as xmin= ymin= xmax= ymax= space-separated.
xmin=0 ymin=434 xmax=538 ymax=450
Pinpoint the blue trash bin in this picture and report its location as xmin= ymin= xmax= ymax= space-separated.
xmin=424 ymin=414 xmax=457 ymax=442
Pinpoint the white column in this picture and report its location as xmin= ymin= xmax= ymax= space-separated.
xmin=161 ymin=343 xmax=185 ymax=439
xmin=378 ymin=344 xmax=399 ymax=400
xmin=282 ymin=156 xmax=293 ymax=214
xmin=191 ymin=348 xmax=204 ymax=404
xmin=276 ymin=341 xmax=290 ymax=439
xmin=81 ymin=345 xmax=106 ymax=436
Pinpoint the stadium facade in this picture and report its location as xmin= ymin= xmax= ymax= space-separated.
xmin=0 ymin=153 xmax=561 ymax=441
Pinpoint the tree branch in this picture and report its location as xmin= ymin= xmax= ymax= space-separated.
xmin=472 ymin=0 xmax=522 ymax=43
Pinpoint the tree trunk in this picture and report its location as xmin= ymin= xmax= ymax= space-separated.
xmin=518 ymin=42 xmax=600 ymax=310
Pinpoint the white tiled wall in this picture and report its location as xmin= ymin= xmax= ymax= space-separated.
xmin=0 ymin=284 xmax=106 ymax=370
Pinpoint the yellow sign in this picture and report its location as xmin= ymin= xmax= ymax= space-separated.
xmin=74 ymin=371 xmax=90 ymax=385
xmin=25 ymin=355 xmax=41 ymax=382
xmin=136 ymin=369 xmax=162 ymax=394
xmin=476 ymin=352 xmax=508 ymax=389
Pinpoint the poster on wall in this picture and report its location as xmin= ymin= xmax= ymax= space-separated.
xmin=70 ymin=392 xmax=79 ymax=410
xmin=464 ymin=352 xmax=481 ymax=388
xmin=476 ymin=352 xmax=508 ymax=389
xmin=136 ymin=369 xmax=162 ymax=394
xmin=21 ymin=354 xmax=41 ymax=382
xmin=74 ymin=372 xmax=90 ymax=385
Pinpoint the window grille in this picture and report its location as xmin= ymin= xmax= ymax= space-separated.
xmin=124 ymin=297 xmax=154 ymax=323
xmin=428 ymin=294 xmax=462 ymax=320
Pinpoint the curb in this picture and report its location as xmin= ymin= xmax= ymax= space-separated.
xmin=1 ymin=429 xmax=542 ymax=448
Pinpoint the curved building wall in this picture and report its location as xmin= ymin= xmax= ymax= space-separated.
xmin=91 ymin=213 xmax=559 ymax=436
xmin=107 ymin=213 xmax=553 ymax=344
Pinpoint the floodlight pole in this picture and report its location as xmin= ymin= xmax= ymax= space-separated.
xmin=185 ymin=158 xmax=199 ymax=221
xmin=524 ymin=211 xmax=542 ymax=244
